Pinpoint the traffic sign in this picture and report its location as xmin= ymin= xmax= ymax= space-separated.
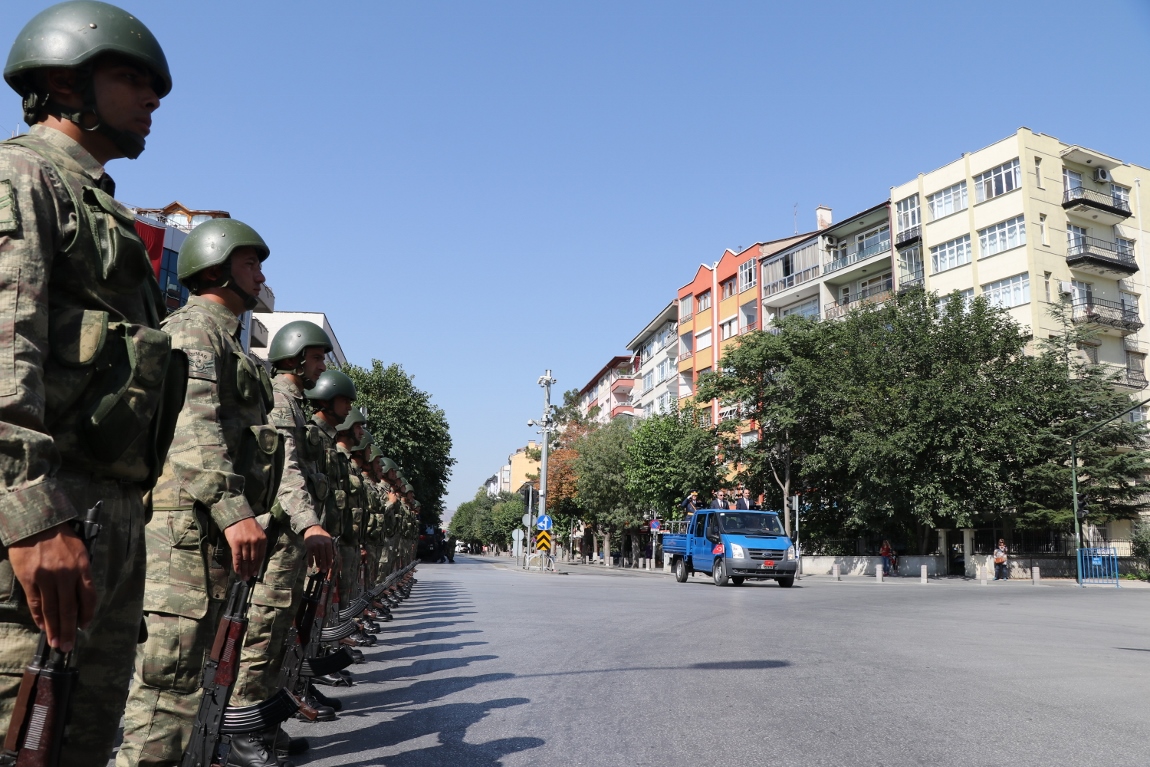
xmin=536 ymin=530 xmax=552 ymax=552
xmin=512 ymin=529 xmax=524 ymax=542
xmin=536 ymin=514 xmax=553 ymax=531
xmin=521 ymin=513 xmax=533 ymax=527
xmin=650 ymin=519 xmax=661 ymax=531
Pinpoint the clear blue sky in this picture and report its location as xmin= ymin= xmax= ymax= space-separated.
xmin=7 ymin=0 xmax=1150 ymax=514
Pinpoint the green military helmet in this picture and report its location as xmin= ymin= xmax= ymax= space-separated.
xmin=368 ymin=445 xmax=384 ymax=462
xmin=6 ymin=1 xmax=171 ymax=157
xmin=268 ymin=320 xmax=332 ymax=364
xmin=306 ymin=370 xmax=356 ymax=403
xmin=177 ymin=218 xmax=269 ymax=284
xmin=336 ymin=408 xmax=366 ymax=434
xmin=378 ymin=456 xmax=399 ymax=473
xmin=351 ymin=433 xmax=371 ymax=453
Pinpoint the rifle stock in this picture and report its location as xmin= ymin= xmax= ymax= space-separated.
xmin=2 ymin=503 xmax=101 ymax=767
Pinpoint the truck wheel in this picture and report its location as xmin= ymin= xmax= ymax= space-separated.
xmin=674 ymin=558 xmax=688 ymax=583
xmin=777 ymin=575 xmax=795 ymax=588
xmin=731 ymin=577 xmax=745 ymax=586
xmin=712 ymin=559 xmax=729 ymax=587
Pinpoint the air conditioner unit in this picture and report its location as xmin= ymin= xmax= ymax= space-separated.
xmin=824 ymin=235 xmax=838 ymax=247
xmin=1093 ymin=167 xmax=1111 ymax=183
xmin=1059 ymin=281 xmax=1073 ymax=295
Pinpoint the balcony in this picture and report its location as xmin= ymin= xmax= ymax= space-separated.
xmin=254 ymin=283 xmax=275 ymax=313
xmin=897 ymin=269 xmax=924 ymax=294
xmin=764 ymin=265 xmax=820 ymax=297
xmin=1071 ymin=297 xmax=1143 ymax=334
xmin=1063 ymin=186 xmax=1132 ymax=226
xmin=610 ymin=403 xmax=635 ymax=419
xmin=824 ymin=279 xmax=893 ymax=320
xmin=249 ymin=315 xmax=269 ymax=349
xmin=740 ymin=319 xmax=759 ymax=334
xmin=825 ymin=238 xmax=892 ymax=275
xmin=679 ymin=311 xmax=693 ymax=324
xmin=679 ymin=349 xmax=693 ymax=362
xmin=895 ymin=225 xmax=921 ymax=249
xmin=1116 ymin=369 xmax=1149 ymax=390
xmin=610 ymin=375 xmax=635 ymax=393
xmin=1066 ymin=236 xmax=1139 ymax=277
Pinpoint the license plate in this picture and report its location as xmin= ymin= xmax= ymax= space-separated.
xmin=762 ymin=560 xmax=775 ymax=567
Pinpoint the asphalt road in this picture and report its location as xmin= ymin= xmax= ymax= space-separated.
xmin=285 ymin=556 xmax=1150 ymax=766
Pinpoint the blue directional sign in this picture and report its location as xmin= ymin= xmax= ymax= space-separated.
xmin=536 ymin=514 xmax=553 ymax=531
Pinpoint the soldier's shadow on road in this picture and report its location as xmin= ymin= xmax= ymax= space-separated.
xmin=367 ymin=641 xmax=488 ymax=663
xmin=344 ymin=671 xmax=516 ymax=711
xmin=359 ymin=654 xmax=501 ymax=684
xmin=305 ymin=697 xmax=544 ymax=766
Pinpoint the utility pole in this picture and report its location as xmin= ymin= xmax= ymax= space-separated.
xmin=528 ymin=370 xmax=557 ymax=569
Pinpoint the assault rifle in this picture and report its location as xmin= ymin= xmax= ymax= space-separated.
xmin=1 ymin=502 xmax=102 ymax=767
xmin=299 ymin=570 xmax=355 ymax=682
xmin=180 ymin=578 xmax=254 ymax=767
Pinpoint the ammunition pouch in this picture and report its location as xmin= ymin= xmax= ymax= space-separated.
xmin=234 ymin=424 xmax=285 ymax=517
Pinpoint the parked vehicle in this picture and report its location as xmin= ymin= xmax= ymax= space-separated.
xmin=662 ymin=510 xmax=797 ymax=587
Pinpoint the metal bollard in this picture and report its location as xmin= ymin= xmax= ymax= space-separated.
xmin=832 ymin=563 xmax=841 ymax=581
xmin=876 ymin=566 xmax=883 ymax=584
xmin=920 ymin=564 xmax=928 ymax=583
xmin=1032 ymin=566 xmax=1040 ymax=585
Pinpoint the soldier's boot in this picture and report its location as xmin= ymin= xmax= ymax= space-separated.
xmin=294 ymin=695 xmax=335 ymax=722
xmin=337 ymin=669 xmax=354 ymax=686
xmin=308 ymin=683 xmax=343 ymax=712
xmin=227 ymin=729 xmax=282 ymax=767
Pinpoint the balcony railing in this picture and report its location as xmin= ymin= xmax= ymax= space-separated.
xmin=825 ymin=238 xmax=892 ymax=274
xmin=1071 ymin=297 xmax=1143 ymax=333
xmin=1117 ymin=369 xmax=1149 ymax=389
xmin=895 ymin=225 xmax=921 ymax=248
xmin=898 ymin=269 xmax=925 ymax=292
xmin=740 ymin=319 xmax=759 ymax=334
xmin=764 ymin=265 xmax=820 ymax=296
xmin=610 ymin=403 xmax=635 ymax=419
xmin=1066 ymin=236 xmax=1138 ymax=273
xmin=824 ymin=280 xmax=894 ymax=320
xmin=679 ymin=349 xmax=693 ymax=362
xmin=1063 ymin=186 xmax=1131 ymax=216
xmin=679 ymin=311 xmax=693 ymax=324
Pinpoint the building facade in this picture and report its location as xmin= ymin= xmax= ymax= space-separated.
xmin=577 ymin=355 xmax=637 ymax=424
xmin=250 ymin=310 xmax=349 ymax=369
xmin=626 ymin=301 xmax=680 ymax=417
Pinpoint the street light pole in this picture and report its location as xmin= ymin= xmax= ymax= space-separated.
xmin=529 ymin=370 xmax=557 ymax=569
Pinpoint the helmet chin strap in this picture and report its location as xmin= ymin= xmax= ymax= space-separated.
xmin=216 ymin=261 xmax=259 ymax=311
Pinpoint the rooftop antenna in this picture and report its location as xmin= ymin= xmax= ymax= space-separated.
xmin=793 ymin=203 xmax=798 ymax=235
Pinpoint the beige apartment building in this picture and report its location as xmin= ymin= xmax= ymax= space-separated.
xmin=762 ymin=127 xmax=1150 ymax=393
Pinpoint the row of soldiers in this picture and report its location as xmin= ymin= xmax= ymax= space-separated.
xmin=0 ymin=2 xmax=429 ymax=766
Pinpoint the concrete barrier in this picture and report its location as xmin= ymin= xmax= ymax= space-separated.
xmin=801 ymin=555 xmax=946 ymax=577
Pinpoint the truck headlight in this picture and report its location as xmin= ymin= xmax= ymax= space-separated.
xmin=729 ymin=543 xmax=746 ymax=559
xmin=785 ymin=546 xmax=796 ymax=560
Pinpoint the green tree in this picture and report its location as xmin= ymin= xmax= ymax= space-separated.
xmin=625 ymin=409 xmax=721 ymax=520
xmin=345 ymin=360 xmax=455 ymax=530
xmin=574 ymin=419 xmax=640 ymax=565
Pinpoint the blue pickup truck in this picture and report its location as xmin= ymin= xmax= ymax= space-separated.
xmin=662 ymin=510 xmax=797 ymax=587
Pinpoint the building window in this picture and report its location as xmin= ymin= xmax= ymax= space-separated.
xmin=697 ymin=291 xmax=712 ymax=311
xmin=1067 ymin=223 xmax=1088 ymax=248
xmin=1044 ymin=272 xmax=1051 ymax=303
xmin=896 ymin=194 xmax=920 ymax=232
xmin=1034 ymin=156 xmax=1043 ymax=189
xmin=1039 ymin=213 xmax=1048 ymax=245
xmin=938 ymin=288 xmax=974 ymax=312
xmin=1078 ymin=342 xmax=1098 ymax=365
xmin=696 ymin=328 xmax=712 ymax=351
xmin=927 ymin=181 xmax=968 ymax=220
xmin=157 ymin=247 xmax=189 ymax=312
xmin=679 ymin=372 xmax=693 ymax=397
xmin=1113 ymin=184 xmax=1131 ymax=207
xmin=679 ymin=295 xmax=694 ymax=319
xmin=930 ymin=234 xmax=972 ymax=273
xmin=738 ymin=260 xmax=756 ymax=292
xmin=1063 ymin=167 xmax=1082 ymax=192
xmin=720 ymin=317 xmax=738 ymax=340
xmin=781 ymin=297 xmax=819 ymax=319
xmin=974 ymin=158 xmax=1021 ymax=202
xmin=982 ymin=273 xmax=1030 ymax=309
xmin=1121 ymin=291 xmax=1140 ymax=313
xmin=720 ymin=278 xmax=736 ymax=300
xmin=1071 ymin=280 xmax=1092 ymax=304
xmin=679 ymin=333 xmax=692 ymax=356
xmin=1118 ymin=237 xmax=1136 ymax=257
xmin=978 ymin=215 xmax=1026 ymax=258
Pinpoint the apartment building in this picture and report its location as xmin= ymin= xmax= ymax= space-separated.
xmin=492 ymin=441 xmax=540 ymax=495
xmin=626 ymin=301 xmax=680 ymax=417
xmin=577 ymin=355 xmax=637 ymax=423
xmin=890 ymin=128 xmax=1149 ymax=389
xmin=678 ymin=238 xmax=806 ymax=424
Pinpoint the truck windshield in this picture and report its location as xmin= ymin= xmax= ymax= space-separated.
xmin=715 ymin=512 xmax=785 ymax=536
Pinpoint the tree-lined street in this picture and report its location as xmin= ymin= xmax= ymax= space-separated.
xmin=287 ymin=558 xmax=1150 ymax=766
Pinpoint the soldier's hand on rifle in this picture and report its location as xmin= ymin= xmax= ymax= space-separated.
xmin=303 ymin=525 xmax=333 ymax=572
xmin=223 ymin=517 xmax=267 ymax=580
xmin=8 ymin=522 xmax=97 ymax=653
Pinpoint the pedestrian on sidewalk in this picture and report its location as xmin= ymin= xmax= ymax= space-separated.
xmin=993 ymin=539 xmax=1009 ymax=580
xmin=880 ymin=539 xmax=894 ymax=576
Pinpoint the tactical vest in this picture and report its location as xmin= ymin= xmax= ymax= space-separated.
xmin=345 ymin=462 xmax=366 ymax=547
xmin=4 ymin=134 xmax=182 ymax=484
xmin=311 ymin=417 xmax=348 ymax=539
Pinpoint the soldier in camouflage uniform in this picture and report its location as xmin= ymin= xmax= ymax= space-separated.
xmin=0 ymin=4 xmax=182 ymax=765
xmin=117 ymin=218 xmax=282 ymax=767
xmin=229 ymin=320 xmax=337 ymax=766
xmin=334 ymin=423 xmax=376 ymax=645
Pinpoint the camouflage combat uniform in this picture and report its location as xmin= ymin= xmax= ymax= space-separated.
xmin=117 ymin=296 xmax=283 ymax=767
xmin=0 ymin=126 xmax=175 ymax=767
xmin=310 ymin=415 xmax=349 ymax=604
xmin=231 ymin=373 xmax=325 ymax=708
xmin=340 ymin=451 xmax=366 ymax=604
